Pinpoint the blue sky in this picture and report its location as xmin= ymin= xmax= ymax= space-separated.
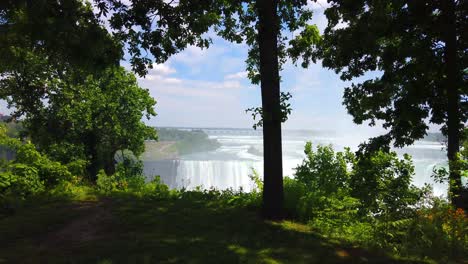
xmin=0 ymin=1 xmax=435 ymax=136
xmin=131 ymin=3 xmax=387 ymax=136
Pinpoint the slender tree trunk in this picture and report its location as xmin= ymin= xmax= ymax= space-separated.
xmin=442 ymin=0 xmax=464 ymax=209
xmin=257 ymin=0 xmax=284 ymax=219
xmin=104 ymin=151 xmax=116 ymax=176
xmin=86 ymin=132 xmax=100 ymax=182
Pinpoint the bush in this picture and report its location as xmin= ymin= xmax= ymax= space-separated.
xmin=403 ymin=199 xmax=467 ymax=261
xmin=141 ymin=176 xmax=171 ymax=199
xmin=96 ymin=170 xmax=119 ymax=193
xmin=115 ymin=154 xmax=146 ymax=190
xmin=351 ymin=151 xmax=427 ymax=218
xmin=307 ymin=195 xmax=371 ymax=242
xmin=283 ymin=177 xmax=307 ymax=218
xmin=0 ymin=125 xmax=78 ymax=214
xmin=248 ymin=168 xmax=263 ymax=192
xmin=66 ymin=159 xmax=89 ymax=178
xmin=96 ymin=154 xmax=147 ymax=193
xmin=0 ymin=165 xmax=45 ymax=213
xmin=294 ymin=142 xmax=426 ymax=219
xmin=295 ymin=143 xmax=354 ymax=195
xmin=8 ymin=142 xmax=72 ymax=187
xmin=285 ymin=141 xmax=464 ymax=262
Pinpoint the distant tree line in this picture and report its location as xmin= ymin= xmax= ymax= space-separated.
xmin=156 ymin=128 xmax=221 ymax=155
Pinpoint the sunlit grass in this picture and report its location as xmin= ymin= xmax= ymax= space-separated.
xmin=0 ymin=188 xmax=426 ymax=264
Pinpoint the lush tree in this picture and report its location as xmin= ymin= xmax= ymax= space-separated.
xmin=295 ymin=142 xmax=354 ymax=195
xmin=1 ymin=1 xmax=157 ymax=180
xmin=293 ymin=0 xmax=467 ymax=208
xmin=0 ymin=124 xmax=75 ymax=213
xmin=94 ymin=0 xmax=223 ymax=75
xmin=96 ymin=0 xmax=320 ymax=219
xmin=196 ymin=1 xmax=320 ymax=219
xmin=3 ymin=0 xmax=320 ymax=218
xmin=0 ymin=0 xmax=122 ymax=118
xmin=24 ymin=67 xmax=157 ymax=179
xmin=295 ymin=142 xmax=427 ymax=219
xmin=0 ymin=0 xmax=121 ymax=69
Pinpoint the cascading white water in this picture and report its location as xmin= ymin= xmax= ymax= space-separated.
xmin=144 ymin=159 xmax=263 ymax=191
xmin=175 ymin=160 xmax=262 ymax=191
xmin=143 ymin=128 xmax=449 ymax=196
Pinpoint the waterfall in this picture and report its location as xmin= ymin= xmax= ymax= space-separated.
xmin=175 ymin=160 xmax=262 ymax=191
xmin=144 ymin=160 xmax=263 ymax=191
xmin=143 ymin=128 xmax=449 ymax=196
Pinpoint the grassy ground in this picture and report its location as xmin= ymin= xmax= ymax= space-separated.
xmin=0 ymin=192 xmax=424 ymax=264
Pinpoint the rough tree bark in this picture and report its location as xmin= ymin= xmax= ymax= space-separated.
xmin=257 ymin=0 xmax=284 ymax=219
xmin=86 ymin=131 xmax=100 ymax=181
xmin=442 ymin=0 xmax=464 ymax=209
xmin=103 ymin=151 xmax=116 ymax=176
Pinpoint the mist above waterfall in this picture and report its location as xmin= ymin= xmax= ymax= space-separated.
xmin=143 ymin=128 xmax=448 ymax=196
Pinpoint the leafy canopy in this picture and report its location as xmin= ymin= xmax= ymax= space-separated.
xmin=0 ymin=0 xmax=122 ymax=119
xmin=24 ymin=67 xmax=157 ymax=176
xmin=293 ymin=0 xmax=467 ymax=147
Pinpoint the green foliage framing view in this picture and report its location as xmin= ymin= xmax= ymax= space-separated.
xmin=23 ymin=66 xmax=157 ymax=178
xmin=290 ymin=0 xmax=468 ymax=209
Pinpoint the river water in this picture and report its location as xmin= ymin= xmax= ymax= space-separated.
xmin=143 ymin=128 xmax=448 ymax=196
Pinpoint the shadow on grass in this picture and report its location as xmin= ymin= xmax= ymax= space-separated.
xmin=0 ymin=192 xmax=424 ymax=264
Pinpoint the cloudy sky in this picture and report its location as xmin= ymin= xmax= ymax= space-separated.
xmin=0 ymin=2 xmax=429 ymax=136
xmin=132 ymin=4 xmax=388 ymax=136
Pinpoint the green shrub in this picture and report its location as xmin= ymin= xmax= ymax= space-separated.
xmin=96 ymin=170 xmax=118 ymax=193
xmin=42 ymin=142 xmax=87 ymax=165
xmin=175 ymin=187 xmax=260 ymax=209
xmin=115 ymin=154 xmax=146 ymax=191
xmin=96 ymin=154 xmax=147 ymax=193
xmin=402 ymin=199 xmax=467 ymax=261
xmin=286 ymin=141 xmax=463 ymax=261
xmin=66 ymin=159 xmax=89 ymax=178
xmin=0 ymin=125 xmax=74 ymax=213
xmin=351 ymin=151 xmax=425 ymax=218
xmin=295 ymin=142 xmax=354 ymax=195
xmin=283 ymin=177 xmax=307 ymax=218
xmin=307 ymin=195 xmax=370 ymax=241
xmin=248 ymin=168 xmax=263 ymax=192
xmin=7 ymin=143 xmax=72 ymax=187
xmin=294 ymin=142 xmax=426 ymax=219
xmin=0 ymin=165 xmax=44 ymax=202
xmin=141 ymin=176 xmax=171 ymax=199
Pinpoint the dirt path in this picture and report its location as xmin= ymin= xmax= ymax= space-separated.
xmin=0 ymin=197 xmax=430 ymax=263
xmin=39 ymin=200 xmax=114 ymax=250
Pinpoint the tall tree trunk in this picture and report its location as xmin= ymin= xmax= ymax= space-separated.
xmin=86 ymin=131 xmax=100 ymax=182
xmin=442 ymin=0 xmax=464 ymax=209
xmin=103 ymin=150 xmax=116 ymax=176
xmin=257 ymin=0 xmax=284 ymax=219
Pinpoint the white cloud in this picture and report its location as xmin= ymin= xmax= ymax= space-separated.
xmin=307 ymin=0 xmax=331 ymax=10
xmin=139 ymin=75 xmax=245 ymax=97
xmin=225 ymin=71 xmax=248 ymax=80
xmin=218 ymin=80 xmax=242 ymax=89
xmin=169 ymin=36 xmax=247 ymax=76
xmin=163 ymin=77 xmax=183 ymax=84
xmin=151 ymin=63 xmax=176 ymax=75
xmin=0 ymin=100 xmax=13 ymax=116
xmin=136 ymin=63 xmax=256 ymax=127
xmin=282 ymin=58 xmax=323 ymax=93
xmin=172 ymin=45 xmax=215 ymax=66
xmin=138 ymin=63 xmax=180 ymax=83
